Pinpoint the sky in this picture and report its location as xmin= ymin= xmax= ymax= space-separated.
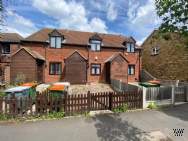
xmin=1 ymin=0 xmax=161 ymax=45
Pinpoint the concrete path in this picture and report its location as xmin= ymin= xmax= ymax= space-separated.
xmin=0 ymin=104 xmax=188 ymax=141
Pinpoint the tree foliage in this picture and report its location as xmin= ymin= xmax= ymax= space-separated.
xmin=0 ymin=0 xmax=4 ymax=25
xmin=155 ymin=0 xmax=188 ymax=34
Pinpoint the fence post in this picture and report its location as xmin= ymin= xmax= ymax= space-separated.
xmin=64 ymin=92 xmax=67 ymax=116
xmin=142 ymin=87 xmax=147 ymax=109
xmin=87 ymin=91 xmax=91 ymax=112
xmin=171 ymin=86 xmax=175 ymax=106
xmin=186 ymin=86 xmax=188 ymax=102
xmin=109 ymin=92 xmax=113 ymax=110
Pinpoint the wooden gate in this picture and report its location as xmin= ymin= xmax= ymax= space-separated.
xmin=175 ymin=86 xmax=187 ymax=102
xmin=90 ymin=93 xmax=110 ymax=110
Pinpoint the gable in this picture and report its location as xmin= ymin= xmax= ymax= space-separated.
xmin=48 ymin=29 xmax=62 ymax=37
xmin=65 ymin=51 xmax=87 ymax=63
xmin=105 ymin=53 xmax=129 ymax=63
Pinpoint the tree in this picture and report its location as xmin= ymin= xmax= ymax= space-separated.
xmin=0 ymin=0 xmax=5 ymax=26
xmin=155 ymin=0 xmax=188 ymax=34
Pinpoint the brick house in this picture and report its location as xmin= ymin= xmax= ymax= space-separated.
xmin=142 ymin=30 xmax=188 ymax=81
xmin=0 ymin=33 xmax=23 ymax=83
xmin=10 ymin=28 xmax=142 ymax=84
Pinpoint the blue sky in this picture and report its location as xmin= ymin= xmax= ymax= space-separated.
xmin=2 ymin=0 xmax=161 ymax=45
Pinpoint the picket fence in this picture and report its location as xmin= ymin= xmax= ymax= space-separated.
xmin=0 ymin=90 xmax=142 ymax=117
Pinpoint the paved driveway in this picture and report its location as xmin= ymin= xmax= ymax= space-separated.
xmin=0 ymin=104 xmax=188 ymax=141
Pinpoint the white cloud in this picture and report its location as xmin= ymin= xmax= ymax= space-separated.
xmin=137 ymin=37 xmax=147 ymax=46
xmin=1 ymin=9 xmax=37 ymax=37
xmin=127 ymin=0 xmax=161 ymax=44
xmin=32 ymin=0 xmax=108 ymax=33
xmin=107 ymin=0 xmax=118 ymax=21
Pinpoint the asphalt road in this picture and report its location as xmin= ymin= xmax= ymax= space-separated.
xmin=0 ymin=104 xmax=188 ymax=141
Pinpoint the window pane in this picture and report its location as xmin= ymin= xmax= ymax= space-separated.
xmin=56 ymin=37 xmax=61 ymax=48
xmin=50 ymin=63 xmax=61 ymax=75
xmin=128 ymin=65 xmax=135 ymax=75
xmin=91 ymin=68 xmax=95 ymax=74
xmin=96 ymin=68 xmax=100 ymax=74
xmin=131 ymin=44 xmax=135 ymax=52
xmin=96 ymin=44 xmax=100 ymax=51
xmin=57 ymin=63 xmax=61 ymax=74
xmin=91 ymin=64 xmax=100 ymax=75
xmin=50 ymin=64 xmax=55 ymax=74
xmin=91 ymin=40 xmax=101 ymax=51
xmin=91 ymin=44 xmax=96 ymax=51
xmin=2 ymin=45 xmax=10 ymax=54
xmin=127 ymin=43 xmax=131 ymax=52
xmin=50 ymin=37 xmax=56 ymax=48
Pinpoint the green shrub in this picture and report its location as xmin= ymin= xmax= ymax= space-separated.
xmin=46 ymin=111 xmax=65 ymax=119
xmin=113 ymin=103 xmax=128 ymax=113
xmin=0 ymin=91 xmax=5 ymax=97
xmin=162 ymin=33 xmax=171 ymax=40
xmin=147 ymin=102 xmax=158 ymax=109
xmin=0 ymin=114 xmax=12 ymax=120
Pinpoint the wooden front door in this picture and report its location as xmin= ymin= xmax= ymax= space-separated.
xmin=65 ymin=52 xmax=87 ymax=84
xmin=37 ymin=60 xmax=44 ymax=83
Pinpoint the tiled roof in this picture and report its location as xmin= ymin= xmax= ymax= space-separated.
xmin=12 ymin=47 xmax=45 ymax=61
xmin=23 ymin=28 xmax=141 ymax=49
xmin=0 ymin=33 xmax=23 ymax=43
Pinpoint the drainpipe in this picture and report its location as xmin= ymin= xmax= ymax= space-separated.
xmin=138 ymin=50 xmax=141 ymax=82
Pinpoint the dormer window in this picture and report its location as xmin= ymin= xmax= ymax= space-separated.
xmin=2 ymin=44 xmax=10 ymax=54
xmin=89 ymin=33 xmax=102 ymax=51
xmin=90 ymin=40 xmax=101 ymax=51
xmin=151 ymin=46 xmax=160 ymax=55
xmin=50 ymin=36 xmax=61 ymax=48
xmin=49 ymin=29 xmax=63 ymax=49
xmin=127 ymin=43 xmax=135 ymax=53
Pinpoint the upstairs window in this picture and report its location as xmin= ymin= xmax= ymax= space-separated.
xmin=90 ymin=40 xmax=101 ymax=51
xmin=2 ymin=44 xmax=10 ymax=54
xmin=50 ymin=36 xmax=61 ymax=48
xmin=49 ymin=62 xmax=62 ymax=75
xmin=128 ymin=65 xmax=135 ymax=75
xmin=91 ymin=64 xmax=101 ymax=75
xmin=127 ymin=43 xmax=135 ymax=53
xmin=151 ymin=47 xmax=160 ymax=55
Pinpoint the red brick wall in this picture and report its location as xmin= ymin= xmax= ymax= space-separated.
xmin=0 ymin=43 xmax=20 ymax=83
xmin=21 ymin=43 xmax=141 ymax=83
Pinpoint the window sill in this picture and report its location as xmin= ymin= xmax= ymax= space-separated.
xmin=91 ymin=74 xmax=101 ymax=76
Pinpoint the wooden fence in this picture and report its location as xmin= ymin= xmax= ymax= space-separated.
xmin=111 ymin=79 xmax=140 ymax=92
xmin=0 ymin=91 xmax=142 ymax=117
xmin=146 ymin=86 xmax=172 ymax=101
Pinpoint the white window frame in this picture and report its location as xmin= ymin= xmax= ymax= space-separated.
xmin=151 ymin=47 xmax=160 ymax=55
xmin=90 ymin=40 xmax=101 ymax=51
xmin=91 ymin=64 xmax=101 ymax=75
xmin=128 ymin=65 xmax=135 ymax=75
xmin=127 ymin=43 xmax=135 ymax=53
xmin=50 ymin=36 xmax=62 ymax=48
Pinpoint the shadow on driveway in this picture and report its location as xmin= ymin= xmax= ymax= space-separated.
xmin=90 ymin=114 xmax=151 ymax=141
xmin=159 ymin=103 xmax=188 ymax=121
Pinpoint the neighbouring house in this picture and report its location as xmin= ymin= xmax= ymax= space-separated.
xmin=142 ymin=30 xmax=188 ymax=81
xmin=10 ymin=28 xmax=142 ymax=84
xmin=0 ymin=33 xmax=23 ymax=83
